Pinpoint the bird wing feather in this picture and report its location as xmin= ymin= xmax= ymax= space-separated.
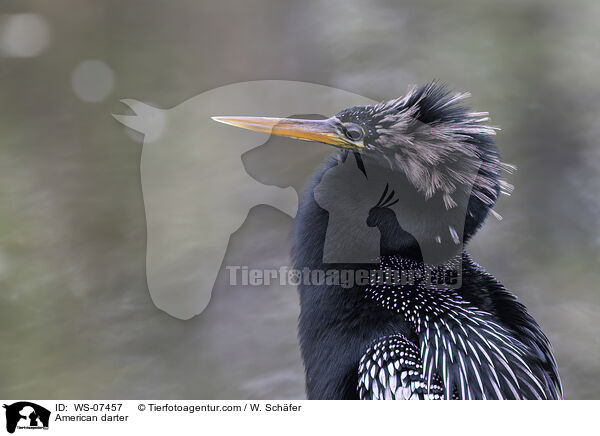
xmin=358 ymin=335 xmax=447 ymax=400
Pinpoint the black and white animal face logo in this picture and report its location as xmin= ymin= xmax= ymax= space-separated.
xmin=3 ymin=402 xmax=50 ymax=434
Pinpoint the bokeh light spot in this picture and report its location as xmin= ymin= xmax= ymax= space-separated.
xmin=0 ymin=13 xmax=51 ymax=57
xmin=72 ymin=59 xmax=115 ymax=103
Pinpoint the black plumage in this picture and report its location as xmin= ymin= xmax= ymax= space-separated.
xmin=292 ymin=84 xmax=561 ymax=400
xmin=214 ymin=82 xmax=562 ymax=400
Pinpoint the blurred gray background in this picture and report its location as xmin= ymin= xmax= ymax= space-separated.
xmin=1 ymin=0 xmax=599 ymax=399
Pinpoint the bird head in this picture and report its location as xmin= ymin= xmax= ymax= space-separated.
xmin=213 ymin=83 xmax=512 ymax=246
xmin=213 ymin=83 xmax=511 ymax=209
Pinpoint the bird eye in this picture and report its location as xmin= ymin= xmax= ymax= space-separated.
xmin=343 ymin=124 xmax=364 ymax=141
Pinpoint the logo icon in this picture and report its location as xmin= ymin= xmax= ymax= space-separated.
xmin=112 ymin=80 xmax=374 ymax=319
xmin=112 ymin=81 xmax=487 ymax=317
xmin=3 ymin=402 xmax=50 ymax=434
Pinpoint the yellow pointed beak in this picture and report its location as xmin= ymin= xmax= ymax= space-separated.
xmin=211 ymin=116 xmax=361 ymax=149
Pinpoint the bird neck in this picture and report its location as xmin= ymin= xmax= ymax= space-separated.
xmin=292 ymin=153 xmax=493 ymax=273
xmin=379 ymin=231 xmax=407 ymax=257
xmin=375 ymin=219 xmax=423 ymax=261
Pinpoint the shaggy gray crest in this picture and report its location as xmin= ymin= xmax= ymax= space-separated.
xmin=358 ymin=84 xmax=514 ymax=209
